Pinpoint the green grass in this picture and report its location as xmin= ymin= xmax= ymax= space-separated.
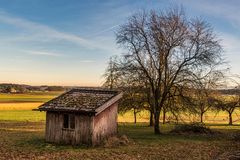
xmin=0 ymin=106 xmax=239 ymax=126
xmin=0 ymin=91 xmax=62 ymax=103
xmin=0 ymin=92 xmax=239 ymax=124
xmin=0 ymin=110 xmax=45 ymax=122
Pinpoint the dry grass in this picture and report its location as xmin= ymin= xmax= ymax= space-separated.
xmin=103 ymin=135 xmax=131 ymax=147
xmin=0 ymin=121 xmax=239 ymax=160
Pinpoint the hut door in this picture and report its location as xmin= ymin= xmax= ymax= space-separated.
xmin=62 ymin=114 xmax=76 ymax=144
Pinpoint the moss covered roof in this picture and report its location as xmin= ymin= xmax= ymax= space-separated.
xmin=38 ymin=88 xmax=121 ymax=113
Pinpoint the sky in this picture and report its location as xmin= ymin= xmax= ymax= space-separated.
xmin=0 ymin=0 xmax=239 ymax=86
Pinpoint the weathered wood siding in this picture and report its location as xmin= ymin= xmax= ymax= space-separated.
xmin=45 ymin=112 xmax=93 ymax=145
xmin=92 ymin=102 xmax=118 ymax=145
xmin=45 ymin=102 xmax=118 ymax=145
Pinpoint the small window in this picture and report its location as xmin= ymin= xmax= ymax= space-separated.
xmin=63 ymin=114 xmax=69 ymax=128
xmin=63 ymin=114 xmax=75 ymax=129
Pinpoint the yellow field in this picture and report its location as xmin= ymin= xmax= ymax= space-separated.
xmin=0 ymin=102 xmax=43 ymax=110
xmin=0 ymin=102 xmax=239 ymax=125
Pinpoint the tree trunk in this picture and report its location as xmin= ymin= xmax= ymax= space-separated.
xmin=133 ymin=108 xmax=137 ymax=124
xmin=229 ymin=112 xmax=233 ymax=125
xmin=149 ymin=110 xmax=154 ymax=126
xmin=163 ymin=107 xmax=166 ymax=124
xmin=200 ymin=112 xmax=204 ymax=123
xmin=153 ymin=89 xmax=161 ymax=134
xmin=154 ymin=110 xmax=160 ymax=134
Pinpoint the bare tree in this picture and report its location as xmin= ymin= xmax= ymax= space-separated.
xmin=116 ymin=7 xmax=223 ymax=134
xmin=186 ymin=70 xmax=224 ymax=123
xmin=103 ymin=56 xmax=148 ymax=123
xmin=216 ymin=95 xmax=240 ymax=125
xmin=119 ymin=86 xmax=146 ymax=123
xmin=103 ymin=56 xmax=122 ymax=89
xmin=103 ymin=56 xmax=155 ymax=125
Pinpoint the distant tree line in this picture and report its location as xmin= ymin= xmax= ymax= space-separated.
xmin=0 ymin=84 xmax=67 ymax=93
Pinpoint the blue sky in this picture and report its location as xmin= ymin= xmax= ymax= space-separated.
xmin=0 ymin=0 xmax=239 ymax=86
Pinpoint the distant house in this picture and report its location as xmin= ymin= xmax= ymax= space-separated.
xmin=9 ymin=87 xmax=17 ymax=93
xmin=37 ymin=88 xmax=122 ymax=146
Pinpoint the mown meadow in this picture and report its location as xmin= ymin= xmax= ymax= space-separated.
xmin=0 ymin=92 xmax=239 ymax=160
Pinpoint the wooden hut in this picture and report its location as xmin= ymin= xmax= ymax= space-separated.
xmin=37 ymin=88 xmax=122 ymax=146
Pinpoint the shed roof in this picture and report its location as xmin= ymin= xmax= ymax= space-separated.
xmin=38 ymin=88 xmax=122 ymax=114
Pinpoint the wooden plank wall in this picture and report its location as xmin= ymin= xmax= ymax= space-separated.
xmin=45 ymin=111 xmax=63 ymax=143
xmin=92 ymin=102 xmax=118 ymax=145
xmin=45 ymin=112 xmax=93 ymax=145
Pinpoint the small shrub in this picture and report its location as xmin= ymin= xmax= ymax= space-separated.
xmin=170 ymin=123 xmax=213 ymax=134
xmin=103 ymin=135 xmax=130 ymax=147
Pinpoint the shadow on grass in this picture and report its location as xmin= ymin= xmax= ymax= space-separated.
xmin=118 ymin=122 xmax=230 ymax=144
xmin=206 ymin=123 xmax=240 ymax=127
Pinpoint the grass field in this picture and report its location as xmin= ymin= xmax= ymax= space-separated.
xmin=0 ymin=92 xmax=239 ymax=159
xmin=0 ymin=92 xmax=239 ymax=123
xmin=0 ymin=103 xmax=239 ymax=125
xmin=0 ymin=92 xmax=61 ymax=103
xmin=1 ymin=102 xmax=239 ymax=124
xmin=0 ymin=92 xmax=58 ymax=122
xmin=0 ymin=121 xmax=239 ymax=160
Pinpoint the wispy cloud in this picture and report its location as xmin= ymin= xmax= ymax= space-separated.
xmin=182 ymin=0 xmax=240 ymax=28
xmin=79 ymin=60 xmax=95 ymax=63
xmin=25 ymin=49 xmax=96 ymax=62
xmin=85 ymin=24 xmax=120 ymax=38
xmin=0 ymin=11 xmax=116 ymax=52
xmin=25 ymin=50 xmax=63 ymax=57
